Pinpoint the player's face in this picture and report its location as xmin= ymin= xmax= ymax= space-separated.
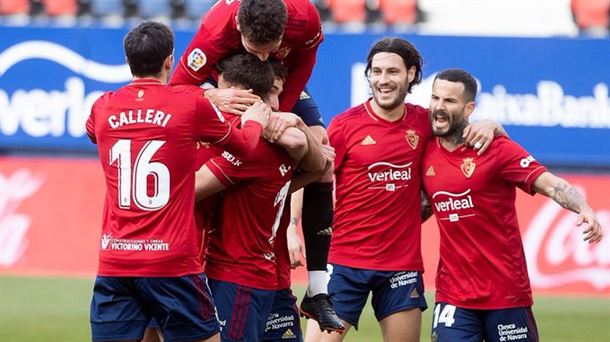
xmin=429 ymin=79 xmax=472 ymax=137
xmin=268 ymin=77 xmax=284 ymax=111
xmin=241 ymin=36 xmax=282 ymax=61
xmin=369 ymin=52 xmax=413 ymax=111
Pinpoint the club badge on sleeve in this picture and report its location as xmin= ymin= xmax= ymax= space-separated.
xmin=187 ymin=48 xmax=207 ymax=71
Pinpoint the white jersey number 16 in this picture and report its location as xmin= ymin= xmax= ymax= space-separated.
xmin=109 ymin=139 xmax=170 ymax=211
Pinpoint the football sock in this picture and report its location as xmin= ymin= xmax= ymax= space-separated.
xmin=306 ymin=270 xmax=328 ymax=296
xmin=302 ymin=182 xmax=333 ymax=278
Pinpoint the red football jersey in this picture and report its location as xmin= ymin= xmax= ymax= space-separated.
xmin=204 ymin=117 xmax=295 ymax=290
xmin=422 ymin=136 xmax=548 ymax=309
xmin=272 ymin=200 xmax=293 ymax=290
xmin=328 ymin=100 xmax=432 ymax=271
xmin=85 ymin=78 xmax=262 ymax=277
xmin=170 ymin=0 xmax=323 ymax=112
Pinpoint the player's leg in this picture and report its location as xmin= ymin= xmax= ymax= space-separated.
xmin=207 ymin=278 xmax=275 ymax=342
xmin=262 ymin=288 xmax=303 ymax=342
xmin=372 ymin=271 xmax=428 ymax=342
xmin=138 ymin=274 xmax=220 ymax=342
xmin=90 ymin=276 xmax=149 ymax=342
xmin=305 ymin=319 xmax=353 ymax=342
xmin=483 ymin=306 xmax=539 ymax=342
xmin=292 ymin=88 xmax=342 ymax=332
xmin=431 ymin=303 xmax=484 ymax=342
xmin=305 ymin=264 xmax=371 ymax=341
xmin=142 ymin=321 xmax=163 ymax=342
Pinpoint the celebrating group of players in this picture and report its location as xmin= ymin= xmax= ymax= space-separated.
xmin=85 ymin=1 xmax=603 ymax=341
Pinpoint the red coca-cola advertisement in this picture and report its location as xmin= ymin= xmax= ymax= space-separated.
xmin=1 ymin=156 xmax=609 ymax=297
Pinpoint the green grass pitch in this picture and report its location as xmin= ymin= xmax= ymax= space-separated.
xmin=0 ymin=276 xmax=608 ymax=341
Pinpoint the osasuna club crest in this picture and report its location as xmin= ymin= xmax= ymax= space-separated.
xmin=461 ymin=157 xmax=476 ymax=178
xmin=405 ymin=129 xmax=419 ymax=149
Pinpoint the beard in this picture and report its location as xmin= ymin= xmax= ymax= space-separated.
xmin=372 ymin=86 xmax=408 ymax=112
xmin=431 ymin=109 xmax=467 ymax=138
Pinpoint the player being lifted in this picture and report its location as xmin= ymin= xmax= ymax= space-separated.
xmin=193 ymin=54 xmax=331 ymax=341
xmin=422 ymin=68 xmax=603 ymax=342
xmin=171 ymin=0 xmax=341 ymax=331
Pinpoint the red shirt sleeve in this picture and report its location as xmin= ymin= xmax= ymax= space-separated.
xmin=496 ymin=137 xmax=548 ymax=195
xmin=86 ymin=94 xmax=108 ymax=144
xmin=328 ymin=115 xmax=347 ymax=172
xmin=278 ymin=6 xmax=323 ymax=111
xmin=170 ymin=1 xmax=241 ymax=86
xmin=205 ymin=146 xmax=268 ymax=187
xmin=193 ymin=94 xmax=262 ymax=156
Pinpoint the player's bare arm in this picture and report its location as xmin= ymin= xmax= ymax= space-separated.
xmin=241 ymin=101 xmax=271 ymax=130
xmin=287 ymin=189 xmax=306 ymax=268
xmin=264 ymin=111 xmax=300 ymax=142
xmin=267 ymin=112 xmax=327 ymax=172
xmin=275 ymin=127 xmax=309 ymax=161
xmin=462 ymin=119 xmax=508 ymax=155
xmin=421 ymin=191 xmax=433 ymax=222
xmin=205 ymin=87 xmax=261 ymax=116
xmin=194 ymin=166 xmax=227 ymax=202
xmin=289 ymin=155 xmax=333 ymax=193
xmin=532 ymin=172 xmax=603 ymax=243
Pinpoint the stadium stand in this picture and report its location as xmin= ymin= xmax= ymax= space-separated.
xmin=327 ymin=0 xmax=366 ymax=24
xmin=89 ymin=0 xmax=123 ymax=18
xmin=42 ymin=0 xmax=77 ymax=16
xmin=571 ymin=0 xmax=610 ymax=36
xmin=137 ymin=0 xmax=171 ymax=20
xmin=0 ymin=0 xmax=30 ymax=24
xmin=0 ymin=0 xmax=30 ymax=15
xmin=183 ymin=0 xmax=216 ymax=20
xmin=0 ymin=0 xmax=607 ymax=37
xmin=379 ymin=0 xmax=417 ymax=26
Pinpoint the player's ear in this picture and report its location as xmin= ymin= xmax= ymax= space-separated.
xmin=163 ymin=54 xmax=173 ymax=73
xmin=407 ymin=66 xmax=416 ymax=84
xmin=464 ymin=101 xmax=475 ymax=119
xmin=235 ymin=15 xmax=241 ymax=32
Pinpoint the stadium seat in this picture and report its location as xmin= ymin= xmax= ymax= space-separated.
xmin=89 ymin=0 xmax=123 ymax=17
xmin=42 ymin=0 xmax=77 ymax=16
xmin=311 ymin=0 xmax=332 ymax=22
xmin=0 ymin=0 xmax=29 ymax=15
xmin=327 ymin=0 xmax=366 ymax=24
xmin=183 ymin=0 xmax=216 ymax=19
xmin=571 ymin=0 xmax=610 ymax=31
xmin=137 ymin=0 xmax=171 ymax=19
xmin=379 ymin=0 xmax=416 ymax=25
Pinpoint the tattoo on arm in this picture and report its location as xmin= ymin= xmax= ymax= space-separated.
xmin=549 ymin=181 xmax=586 ymax=214
xmin=290 ymin=217 xmax=299 ymax=225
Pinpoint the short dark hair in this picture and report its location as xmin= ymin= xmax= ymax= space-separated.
xmin=365 ymin=38 xmax=423 ymax=94
xmin=270 ymin=59 xmax=287 ymax=82
xmin=238 ymin=0 xmax=287 ymax=44
xmin=435 ymin=69 xmax=478 ymax=102
xmin=124 ymin=21 xmax=174 ymax=77
xmin=217 ymin=54 xmax=274 ymax=100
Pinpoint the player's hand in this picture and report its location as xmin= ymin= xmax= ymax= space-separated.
xmin=205 ymin=87 xmax=261 ymax=116
xmin=287 ymin=222 xmax=305 ymax=268
xmin=321 ymin=143 xmax=335 ymax=165
xmin=265 ymin=112 xmax=300 ymax=142
xmin=463 ymin=119 xmax=496 ymax=155
xmin=577 ymin=207 xmax=603 ymax=243
xmin=242 ymin=101 xmax=270 ymax=130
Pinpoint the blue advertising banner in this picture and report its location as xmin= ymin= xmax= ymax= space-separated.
xmin=1 ymin=26 xmax=609 ymax=167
